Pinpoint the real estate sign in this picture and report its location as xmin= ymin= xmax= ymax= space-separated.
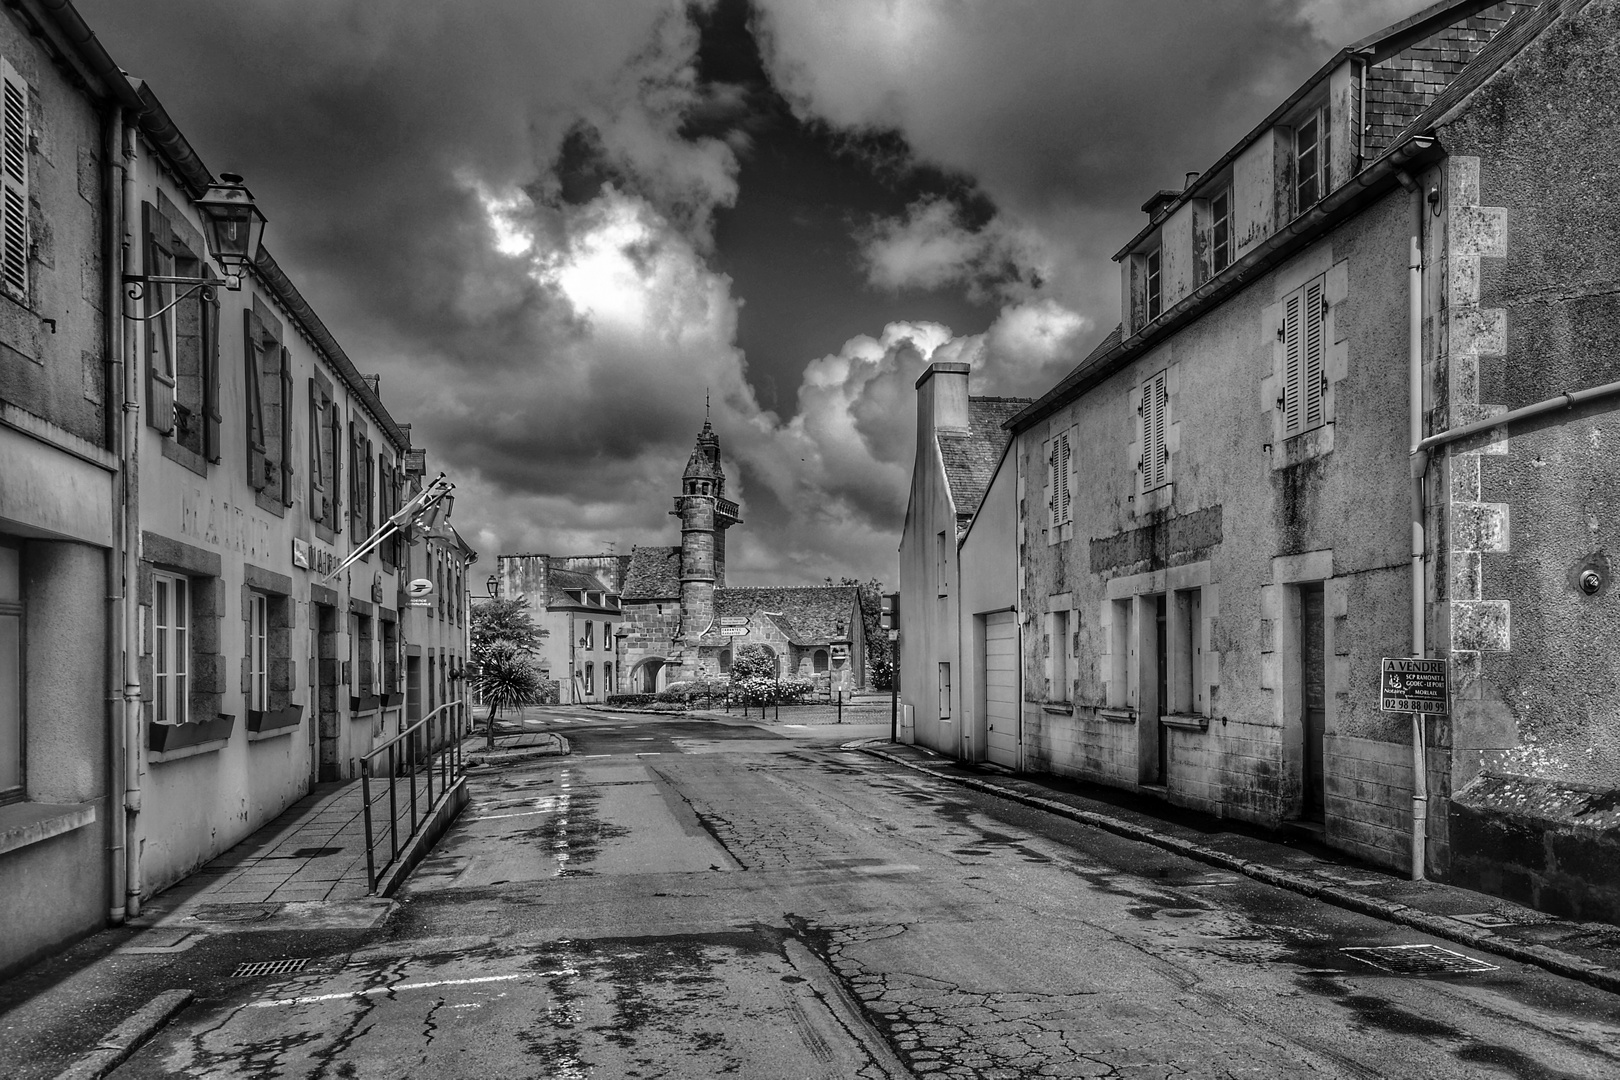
xmin=1379 ymin=657 xmax=1449 ymax=715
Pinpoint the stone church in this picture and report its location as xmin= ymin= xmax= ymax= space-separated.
xmin=618 ymin=420 xmax=867 ymax=694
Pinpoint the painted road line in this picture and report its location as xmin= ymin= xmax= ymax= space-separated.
xmin=248 ymin=970 xmax=578 ymax=1008
xmin=635 ymin=752 xmax=662 ymax=756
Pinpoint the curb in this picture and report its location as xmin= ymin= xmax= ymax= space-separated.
xmin=51 ymin=988 xmax=194 ymax=1080
xmin=462 ymin=736 xmax=571 ymax=768
xmin=860 ymin=746 xmax=1620 ymax=996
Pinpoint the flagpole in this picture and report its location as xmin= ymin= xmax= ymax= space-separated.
xmin=320 ymin=473 xmax=452 ymax=583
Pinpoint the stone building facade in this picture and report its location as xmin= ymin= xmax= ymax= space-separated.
xmin=614 ymin=421 xmax=868 ymax=694
xmin=903 ymin=0 xmax=1620 ymax=920
xmin=495 ymin=553 xmax=629 ymax=704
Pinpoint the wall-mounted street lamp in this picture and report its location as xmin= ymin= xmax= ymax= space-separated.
xmin=124 ymin=172 xmax=268 ymax=318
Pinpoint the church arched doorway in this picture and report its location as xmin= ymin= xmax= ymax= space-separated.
xmin=634 ymin=658 xmax=665 ymax=694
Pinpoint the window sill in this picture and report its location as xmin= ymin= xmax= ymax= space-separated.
xmin=1134 ymin=483 xmax=1173 ymax=517
xmin=247 ymin=704 xmax=304 ymax=741
xmin=1271 ymin=423 xmax=1334 ymax=469
xmin=0 ymin=801 xmax=98 ymax=856
xmin=148 ymin=714 xmax=237 ymax=762
xmin=1160 ymin=712 xmax=1210 ymax=731
xmin=1041 ymin=702 xmax=1074 ymax=715
xmin=1098 ymin=707 xmax=1137 ymax=724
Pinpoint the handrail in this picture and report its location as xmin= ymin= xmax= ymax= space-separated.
xmin=359 ymin=698 xmax=468 ymax=893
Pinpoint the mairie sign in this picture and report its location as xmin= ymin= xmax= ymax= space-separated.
xmin=1379 ymin=657 xmax=1449 ymax=715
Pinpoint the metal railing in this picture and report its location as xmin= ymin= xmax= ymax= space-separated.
xmin=360 ymin=699 xmax=467 ymax=893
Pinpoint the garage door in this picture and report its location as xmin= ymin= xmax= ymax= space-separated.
xmin=984 ymin=611 xmax=1019 ymax=768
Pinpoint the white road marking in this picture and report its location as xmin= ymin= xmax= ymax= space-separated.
xmin=635 ymin=752 xmax=662 ymax=756
xmin=248 ymin=969 xmax=577 ymax=1008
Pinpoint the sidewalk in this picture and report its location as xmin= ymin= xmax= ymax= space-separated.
xmin=856 ymin=740 xmax=1620 ymax=995
xmin=461 ymin=729 xmax=569 ymax=767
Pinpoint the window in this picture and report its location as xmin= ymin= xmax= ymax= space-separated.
xmin=814 ymin=649 xmax=829 ymax=673
xmin=382 ymin=619 xmax=399 ymax=700
xmin=603 ymin=622 xmax=611 ymax=650
xmin=378 ymin=455 xmax=398 ymax=568
xmin=243 ymin=307 xmax=290 ymax=503
xmin=349 ymin=422 xmax=375 ymax=549
xmin=2 ymin=60 xmax=30 ymax=303
xmin=1173 ymin=588 xmax=1205 ymax=715
xmin=938 ymin=662 xmax=951 ymax=720
xmin=936 ymin=531 xmax=949 ymax=596
xmin=1 ymin=543 xmax=21 ymax=803
xmin=1108 ymin=598 xmax=1134 ymax=708
xmin=1049 ymin=431 xmax=1072 ymax=529
xmin=584 ymin=663 xmax=594 ymax=694
xmin=308 ymin=376 xmax=337 ymax=527
xmin=1295 ymin=104 xmax=1331 ymax=213
xmin=1211 ymin=187 xmax=1232 ymax=274
xmin=1281 ymin=277 xmax=1327 ymax=437
xmin=1140 ymin=369 xmax=1169 ymax=492
xmin=248 ymin=592 xmax=268 ymax=712
xmin=354 ymin=614 xmax=375 ymax=699
xmin=584 ymin=620 xmax=594 ymax=650
xmin=152 ymin=572 xmax=189 ymax=725
xmin=1047 ymin=609 xmax=1070 ymax=702
xmin=719 ymin=649 xmax=731 ymax=674
xmin=1146 ymin=248 xmax=1162 ymax=321
xmin=603 ymin=663 xmax=613 ymax=694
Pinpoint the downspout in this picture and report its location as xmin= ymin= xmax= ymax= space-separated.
xmin=119 ymin=115 xmax=144 ymax=917
xmin=1014 ymin=446 xmax=1025 ymax=775
xmin=104 ymin=104 xmax=125 ymax=923
xmin=1398 ymin=168 xmax=1428 ymax=882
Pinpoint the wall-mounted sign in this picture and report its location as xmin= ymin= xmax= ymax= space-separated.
xmin=406 ymin=578 xmax=434 ymax=598
xmin=719 ymin=616 xmax=749 ymax=627
xmin=372 ymin=572 xmax=384 ymax=604
xmin=294 ymin=538 xmax=339 ymax=577
xmin=1380 ymin=657 xmax=1449 ymax=715
xmin=292 ymin=538 xmax=310 ymax=569
xmin=719 ymin=626 xmax=749 ymax=636
xmin=409 ymin=598 xmax=434 ymax=608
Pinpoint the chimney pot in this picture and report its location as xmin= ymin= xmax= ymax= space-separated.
xmin=1184 ymin=171 xmax=1200 ymax=191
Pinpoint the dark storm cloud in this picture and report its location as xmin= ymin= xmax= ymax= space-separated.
xmin=73 ymin=0 xmax=1424 ymax=585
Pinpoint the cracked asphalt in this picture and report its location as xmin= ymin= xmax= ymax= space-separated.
xmin=100 ymin=709 xmax=1620 ymax=1078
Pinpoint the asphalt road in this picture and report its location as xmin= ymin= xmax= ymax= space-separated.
xmin=109 ymin=708 xmax=1620 ymax=1078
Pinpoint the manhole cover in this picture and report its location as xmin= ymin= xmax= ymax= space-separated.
xmin=1341 ymin=944 xmax=1499 ymax=974
xmin=193 ymin=903 xmax=283 ymax=922
xmin=232 ymin=957 xmax=310 ymax=978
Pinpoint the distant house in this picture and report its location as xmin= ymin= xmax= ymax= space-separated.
xmin=898 ymin=363 xmax=1030 ymax=759
xmin=495 ymin=554 xmax=628 ymax=704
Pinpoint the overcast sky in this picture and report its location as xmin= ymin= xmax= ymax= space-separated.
xmin=77 ymin=0 xmax=1423 ymax=587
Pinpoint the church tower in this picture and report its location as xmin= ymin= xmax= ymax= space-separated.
xmin=674 ymin=419 xmax=741 ymax=642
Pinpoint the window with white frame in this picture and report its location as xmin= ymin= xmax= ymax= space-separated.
xmin=938 ymin=662 xmax=951 ymax=720
xmin=248 ymin=592 xmax=269 ymax=712
xmin=1048 ymin=431 xmax=1072 ymax=529
xmin=1140 ymin=369 xmax=1169 ymax=492
xmin=584 ymin=663 xmax=594 ymax=695
xmin=1281 ymin=277 xmax=1327 ymax=437
xmin=1047 ymin=609 xmax=1071 ymax=702
xmin=1146 ymin=248 xmax=1162 ymax=321
xmin=1295 ymin=104 xmax=1331 ymax=213
xmin=153 ymin=572 xmax=190 ymax=725
xmin=1107 ymin=598 xmax=1134 ymax=708
xmin=1211 ymin=187 xmax=1232 ymax=274
xmin=584 ymin=620 xmax=594 ymax=650
xmin=603 ymin=663 xmax=613 ymax=694
xmin=935 ymin=531 xmax=949 ymax=596
xmin=602 ymin=622 xmax=611 ymax=650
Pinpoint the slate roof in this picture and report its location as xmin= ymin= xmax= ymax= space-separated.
xmin=548 ymin=567 xmax=612 ymax=597
xmin=938 ymin=396 xmax=1033 ymax=531
xmin=715 ymin=586 xmax=862 ymax=646
xmin=622 ymin=545 xmax=682 ymax=600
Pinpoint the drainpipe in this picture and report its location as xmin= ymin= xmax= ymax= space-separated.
xmin=119 ymin=115 xmax=144 ymax=917
xmin=1398 ymin=168 xmax=1428 ymax=882
xmin=102 ymin=104 xmax=126 ymax=923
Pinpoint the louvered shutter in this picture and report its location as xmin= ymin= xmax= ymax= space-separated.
xmin=1047 ymin=441 xmax=1058 ymax=531
xmin=203 ymin=278 xmax=222 ymax=462
xmin=309 ymin=380 xmax=327 ymax=523
xmin=1282 ymin=290 xmax=1304 ymax=436
xmin=1151 ymin=370 xmax=1168 ymax=489
xmin=1057 ymin=433 xmax=1072 ymax=526
xmin=349 ymin=421 xmax=362 ymax=543
xmin=1 ymin=60 xmax=27 ymax=304
xmin=378 ymin=457 xmax=395 ymax=567
xmin=144 ymin=203 xmax=176 ymax=434
xmin=330 ymin=402 xmax=343 ymax=525
xmin=279 ymin=348 xmax=295 ymax=505
xmin=1303 ymin=280 xmax=1325 ymax=430
xmin=364 ymin=437 xmax=376 ymax=536
xmin=243 ymin=311 xmax=268 ymax=489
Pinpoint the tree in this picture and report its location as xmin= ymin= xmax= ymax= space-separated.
xmin=473 ymin=640 xmax=542 ymax=748
xmin=827 ymin=575 xmax=893 ymax=689
xmin=731 ymin=643 xmax=778 ymax=680
xmin=470 ymin=597 xmax=546 ymax=658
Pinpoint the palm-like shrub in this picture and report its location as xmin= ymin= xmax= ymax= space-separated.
xmin=473 ymin=639 xmax=542 ymax=748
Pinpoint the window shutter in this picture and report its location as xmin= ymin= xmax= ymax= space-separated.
xmin=1 ymin=60 xmax=28 ymax=304
xmin=243 ymin=311 xmax=267 ymax=489
xmin=364 ymin=437 xmax=376 ymax=536
xmin=379 ymin=458 xmax=395 ymax=567
xmin=308 ymin=380 xmax=327 ymax=523
xmin=203 ymin=281 xmax=222 ymax=462
xmin=1057 ymin=433 xmax=1072 ymax=526
xmin=1282 ymin=289 xmax=1304 ymax=436
xmin=1303 ymin=279 xmax=1326 ymax=430
xmin=279 ymin=348 xmax=295 ymax=506
xmin=143 ymin=203 xmax=176 ymax=434
xmin=1151 ymin=371 xmax=1168 ymax=489
xmin=330 ymin=402 xmax=343 ymax=525
xmin=1047 ymin=441 xmax=1058 ymax=530
xmin=348 ymin=421 xmax=361 ymax=543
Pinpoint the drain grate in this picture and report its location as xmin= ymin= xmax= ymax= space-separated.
xmin=232 ymin=957 xmax=310 ymax=978
xmin=1450 ymin=912 xmax=1514 ymax=929
xmin=1341 ymin=944 xmax=1498 ymax=975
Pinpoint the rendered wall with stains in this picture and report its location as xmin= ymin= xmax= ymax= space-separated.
xmin=1432 ymin=0 xmax=1620 ymax=919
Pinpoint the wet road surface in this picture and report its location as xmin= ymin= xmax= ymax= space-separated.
xmin=111 ymin=710 xmax=1620 ymax=1078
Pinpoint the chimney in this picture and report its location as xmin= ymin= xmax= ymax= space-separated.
xmin=915 ymin=361 xmax=971 ymax=434
xmin=1184 ymin=171 xmax=1200 ymax=190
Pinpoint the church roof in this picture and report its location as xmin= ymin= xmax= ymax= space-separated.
xmin=683 ymin=420 xmax=724 ymax=480
xmin=716 ymin=586 xmax=862 ymax=646
xmin=938 ymin=396 xmax=1032 ymax=533
xmin=622 ymin=545 xmax=682 ymax=600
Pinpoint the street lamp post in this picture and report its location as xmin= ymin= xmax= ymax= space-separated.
xmin=123 ymin=172 xmax=268 ymax=313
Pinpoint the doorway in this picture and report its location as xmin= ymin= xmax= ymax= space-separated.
xmin=1299 ymin=583 xmax=1326 ymax=820
xmin=1154 ymin=594 xmax=1169 ymax=785
xmin=315 ymin=602 xmax=339 ymax=783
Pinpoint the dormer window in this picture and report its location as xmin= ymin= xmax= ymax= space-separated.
xmin=1295 ymin=103 xmax=1330 ymax=213
xmin=1146 ymin=248 xmax=1162 ymax=321
xmin=1211 ymin=187 xmax=1232 ymax=274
